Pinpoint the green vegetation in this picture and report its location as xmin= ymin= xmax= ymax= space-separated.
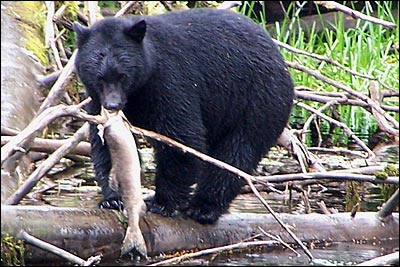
xmin=239 ymin=1 xmax=399 ymax=146
xmin=345 ymin=181 xmax=361 ymax=212
xmin=12 ymin=1 xmax=48 ymax=65
xmin=1 ymin=234 xmax=25 ymax=266
xmin=376 ymin=164 xmax=399 ymax=201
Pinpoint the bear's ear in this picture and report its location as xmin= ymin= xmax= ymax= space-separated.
xmin=73 ymin=22 xmax=90 ymax=47
xmin=124 ymin=19 xmax=146 ymax=43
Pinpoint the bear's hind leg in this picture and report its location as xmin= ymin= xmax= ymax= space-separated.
xmin=186 ymin=129 xmax=268 ymax=224
xmin=146 ymin=145 xmax=201 ymax=217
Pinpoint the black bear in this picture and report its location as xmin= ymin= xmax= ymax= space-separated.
xmin=73 ymin=8 xmax=294 ymax=224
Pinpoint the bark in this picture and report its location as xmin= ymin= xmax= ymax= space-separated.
xmin=1 ymin=205 xmax=398 ymax=264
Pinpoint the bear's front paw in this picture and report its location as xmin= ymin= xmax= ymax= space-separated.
xmin=99 ymin=198 xmax=124 ymax=211
xmin=185 ymin=204 xmax=223 ymax=225
xmin=145 ymin=198 xmax=181 ymax=217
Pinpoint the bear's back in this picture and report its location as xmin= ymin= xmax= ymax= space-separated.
xmin=142 ymin=8 xmax=287 ymax=92
xmin=138 ymin=9 xmax=294 ymax=142
xmin=144 ymin=8 xmax=275 ymax=50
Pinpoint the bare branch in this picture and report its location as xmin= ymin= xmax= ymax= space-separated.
xmin=4 ymin=123 xmax=89 ymax=205
xmin=115 ymin=1 xmax=137 ymax=17
xmin=295 ymin=101 xmax=375 ymax=157
xmin=149 ymin=240 xmax=279 ymax=266
xmin=17 ymin=229 xmax=102 ymax=266
xmin=1 ymin=98 xmax=91 ymax=165
xmin=377 ymin=189 xmax=399 ymax=220
xmin=1 ymin=135 xmax=90 ymax=157
xmin=314 ymin=1 xmax=397 ymax=29
xmin=369 ymin=81 xmax=399 ymax=136
xmin=287 ymin=61 xmax=399 ymax=132
xmin=255 ymin=171 xmax=399 ymax=185
xmin=37 ymin=50 xmax=78 ymax=114
xmin=356 ymin=251 xmax=399 ymax=266
xmin=44 ymin=1 xmax=63 ymax=69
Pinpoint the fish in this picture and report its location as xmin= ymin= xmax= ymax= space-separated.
xmin=99 ymin=108 xmax=147 ymax=259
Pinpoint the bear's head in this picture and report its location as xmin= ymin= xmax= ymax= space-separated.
xmin=73 ymin=17 xmax=152 ymax=110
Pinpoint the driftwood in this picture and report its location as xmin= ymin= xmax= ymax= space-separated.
xmin=1 ymin=134 xmax=91 ymax=157
xmin=1 ymin=205 xmax=398 ymax=264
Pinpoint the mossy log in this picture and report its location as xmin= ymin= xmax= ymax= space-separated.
xmin=1 ymin=205 xmax=398 ymax=264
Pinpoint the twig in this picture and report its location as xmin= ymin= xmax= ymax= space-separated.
xmin=257 ymin=226 xmax=300 ymax=256
xmin=377 ymin=188 xmax=399 ymax=220
xmin=287 ymin=61 xmax=399 ymax=131
xmin=160 ymin=1 xmax=173 ymax=11
xmin=52 ymin=4 xmax=67 ymax=22
xmin=37 ymin=50 xmax=78 ymax=114
xmin=55 ymin=25 xmax=67 ymax=60
xmin=275 ymin=39 xmax=383 ymax=83
xmin=301 ymin=100 xmax=337 ymax=145
xmin=45 ymin=1 xmax=63 ymax=69
xmin=1 ymin=98 xmax=91 ymax=164
xmin=1 ymin=135 xmax=91 ymax=157
xmin=4 ymin=123 xmax=89 ymax=205
xmin=356 ymin=251 xmax=399 ymax=266
xmin=77 ymin=11 xmax=89 ymax=25
xmin=115 ymin=1 xmax=137 ymax=17
xmin=307 ymin=147 xmax=367 ymax=158
xmin=331 ymin=165 xmax=394 ymax=174
xmin=369 ymin=81 xmax=399 ymax=136
xmin=316 ymin=200 xmax=331 ymax=215
xmin=314 ymin=1 xmax=397 ymax=29
xmin=350 ymin=203 xmax=360 ymax=218
xmin=35 ymin=70 xmax=62 ymax=88
xmin=301 ymin=187 xmax=312 ymax=214
xmin=296 ymin=101 xmax=375 ymax=157
xmin=255 ymin=171 xmax=399 ymax=185
xmin=87 ymin=1 xmax=100 ymax=25
xmin=1 ymin=126 xmax=20 ymax=136
xmin=295 ymin=86 xmax=399 ymax=112
xmin=148 ymin=240 xmax=279 ymax=266
xmin=279 ymin=128 xmax=309 ymax=172
xmin=277 ymin=127 xmax=326 ymax=172
xmin=17 ymin=229 xmax=101 ymax=266
xmin=127 ymin=125 xmax=277 ymax=193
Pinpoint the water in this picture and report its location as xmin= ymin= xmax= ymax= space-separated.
xmin=208 ymin=240 xmax=399 ymax=266
xmin=20 ymin=140 xmax=398 ymax=266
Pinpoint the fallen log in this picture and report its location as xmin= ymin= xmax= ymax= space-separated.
xmin=1 ymin=205 xmax=398 ymax=264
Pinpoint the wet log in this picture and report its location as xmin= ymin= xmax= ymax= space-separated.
xmin=1 ymin=205 xmax=398 ymax=264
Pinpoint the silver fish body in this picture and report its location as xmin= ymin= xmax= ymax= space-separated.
xmin=102 ymin=110 xmax=147 ymax=258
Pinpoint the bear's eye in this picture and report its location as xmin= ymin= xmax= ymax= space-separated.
xmin=98 ymin=76 xmax=105 ymax=83
xmin=119 ymin=73 xmax=128 ymax=81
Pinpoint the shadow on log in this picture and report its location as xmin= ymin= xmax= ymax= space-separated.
xmin=1 ymin=205 xmax=398 ymax=264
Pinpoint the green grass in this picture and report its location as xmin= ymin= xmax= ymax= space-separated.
xmin=239 ymin=1 xmax=399 ymax=146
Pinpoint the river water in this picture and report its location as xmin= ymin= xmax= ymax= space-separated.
xmin=21 ymin=139 xmax=399 ymax=266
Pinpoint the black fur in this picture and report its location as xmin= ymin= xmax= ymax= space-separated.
xmin=74 ymin=8 xmax=294 ymax=224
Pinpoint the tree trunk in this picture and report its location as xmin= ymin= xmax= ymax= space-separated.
xmin=1 ymin=205 xmax=398 ymax=264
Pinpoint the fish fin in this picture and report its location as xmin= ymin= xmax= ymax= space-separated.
xmin=121 ymin=227 xmax=148 ymax=259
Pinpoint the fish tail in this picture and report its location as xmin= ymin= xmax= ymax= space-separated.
xmin=121 ymin=226 xmax=148 ymax=259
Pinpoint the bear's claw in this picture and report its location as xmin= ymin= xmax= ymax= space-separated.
xmin=99 ymin=198 xmax=124 ymax=211
xmin=185 ymin=205 xmax=223 ymax=225
xmin=145 ymin=198 xmax=182 ymax=217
